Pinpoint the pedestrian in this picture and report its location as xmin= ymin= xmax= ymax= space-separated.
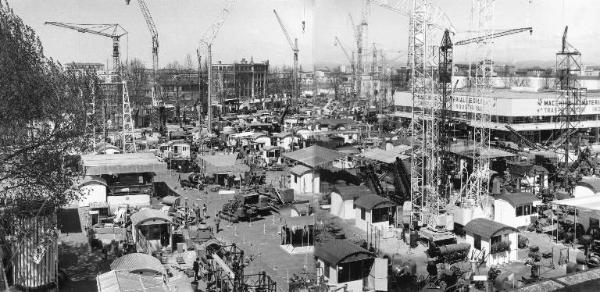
xmin=193 ymin=258 xmax=200 ymax=281
xmin=178 ymin=172 xmax=181 ymax=182
xmin=202 ymin=203 xmax=207 ymax=219
xmin=214 ymin=212 xmax=221 ymax=234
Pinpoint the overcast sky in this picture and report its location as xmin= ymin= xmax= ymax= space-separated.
xmin=7 ymin=0 xmax=600 ymax=70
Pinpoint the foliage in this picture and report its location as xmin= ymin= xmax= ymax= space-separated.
xmin=0 ymin=0 xmax=90 ymax=237
xmin=518 ymin=234 xmax=529 ymax=249
xmin=490 ymin=240 xmax=511 ymax=254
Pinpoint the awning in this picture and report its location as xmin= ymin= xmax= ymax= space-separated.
xmin=97 ymin=270 xmax=168 ymax=292
xmin=82 ymin=153 xmax=165 ymax=175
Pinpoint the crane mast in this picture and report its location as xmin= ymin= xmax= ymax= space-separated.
xmin=201 ymin=0 xmax=236 ymax=134
xmin=273 ymin=9 xmax=299 ymax=108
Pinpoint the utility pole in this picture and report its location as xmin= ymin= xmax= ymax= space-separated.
xmin=196 ymin=49 xmax=203 ymax=129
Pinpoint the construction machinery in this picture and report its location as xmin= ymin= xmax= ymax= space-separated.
xmin=125 ymin=0 xmax=166 ymax=135
xmin=200 ymin=0 xmax=236 ymax=134
xmin=273 ymin=9 xmax=299 ymax=107
xmin=334 ymin=36 xmax=356 ymax=96
xmin=45 ymin=22 xmax=126 ymax=77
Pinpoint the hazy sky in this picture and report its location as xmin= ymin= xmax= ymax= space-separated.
xmin=7 ymin=0 xmax=600 ymax=70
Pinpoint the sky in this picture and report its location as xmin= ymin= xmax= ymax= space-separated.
xmin=7 ymin=0 xmax=600 ymax=70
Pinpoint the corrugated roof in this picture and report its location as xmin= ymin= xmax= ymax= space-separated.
xmin=332 ymin=184 xmax=372 ymax=200
xmin=110 ymin=253 xmax=166 ymax=275
xmin=82 ymin=153 xmax=165 ymax=175
xmin=464 ymin=218 xmax=518 ymax=240
xmin=354 ymin=193 xmax=395 ymax=210
xmin=496 ymin=192 xmax=540 ymax=207
xmin=130 ymin=208 xmax=172 ymax=227
xmin=283 ymin=145 xmax=346 ymax=168
xmin=315 ymin=239 xmax=373 ymax=266
xmin=289 ymin=164 xmax=312 ymax=175
xmin=97 ymin=270 xmax=168 ymax=292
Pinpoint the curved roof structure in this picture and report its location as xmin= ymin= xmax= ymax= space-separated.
xmin=130 ymin=208 xmax=172 ymax=227
xmin=464 ymin=218 xmax=518 ymax=240
xmin=354 ymin=193 xmax=395 ymax=210
xmin=110 ymin=253 xmax=166 ymax=275
xmin=496 ymin=192 xmax=539 ymax=207
xmin=315 ymin=239 xmax=373 ymax=266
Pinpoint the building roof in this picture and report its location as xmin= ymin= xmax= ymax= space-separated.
xmin=464 ymin=218 xmax=518 ymax=240
xmin=315 ymin=119 xmax=354 ymax=129
xmin=82 ymin=153 xmax=165 ymax=176
xmin=507 ymin=161 xmax=549 ymax=177
xmin=110 ymin=253 xmax=166 ymax=275
xmin=450 ymin=144 xmax=516 ymax=159
xmin=273 ymin=132 xmax=294 ymax=138
xmin=79 ymin=175 xmax=108 ymax=187
xmin=289 ymin=164 xmax=312 ymax=176
xmin=552 ymin=195 xmax=600 ymax=211
xmin=282 ymin=145 xmax=346 ymax=168
xmin=496 ymin=192 xmax=540 ymax=207
xmin=130 ymin=208 xmax=172 ymax=227
xmin=577 ymin=177 xmax=600 ymax=193
xmin=354 ymin=193 xmax=395 ymax=210
xmin=331 ymin=184 xmax=372 ymax=200
xmin=362 ymin=148 xmax=410 ymax=164
xmin=314 ymin=239 xmax=374 ymax=266
xmin=197 ymin=153 xmax=238 ymax=167
xmin=97 ymin=270 xmax=168 ymax=292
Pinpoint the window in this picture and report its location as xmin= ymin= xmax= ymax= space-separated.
xmin=474 ymin=234 xmax=481 ymax=250
xmin=372 ymin=208 xmax=389 ymax=223
xmin=491 ymin=235 xmax=501 ymax=245
xmin=294 ymin=175 xmax=298 ymax=183
xmin=524 ymin=205 xmax=531 ymax=216
xmin=337 ymin=260 xmax=372 ymax=283
xmin=324 ymin=262 xmax=330 ymax=278
xmin=361 ymin=208 xmax=366 ymax=220
xmin=516 ymin=206 xmax=524 ymax=216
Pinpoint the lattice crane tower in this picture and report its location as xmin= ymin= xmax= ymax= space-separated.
xmin=462 ymin=0 xmax=494 ymax=208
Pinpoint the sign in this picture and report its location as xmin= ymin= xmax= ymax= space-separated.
xmin=472 ymin=275 xmax=488 ymax=281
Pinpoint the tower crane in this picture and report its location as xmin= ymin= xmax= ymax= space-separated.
xmin=273 ymin=9 xmax=299 ymax=108
xmin=125 ymin=0 xmax=165 ymax=134
xmin=348 ymin=14 xmax=363 ymax=100
xmin=454 ymin=27 xmax=532 ymax=46
xmin=334 ymin=36 xmax=356 ymax=96
xmin=200 ymin=0 xmax=237 ymax=134
xmin=45 ymin=22 xmax=127 ymax=77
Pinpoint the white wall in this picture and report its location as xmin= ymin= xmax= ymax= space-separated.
xmin=330 ymin=193 xmax=354 ymax=220
xmin=354 ymin=208 xmax=390 ymax=232
xmin=494 ymin=199 xmax=539 ymax=229
xmin=78 ymin=184 xmax=107 ymax=207
xmin=467 ymin=232 xmax=519 ymax=268
xmin=289 ymin=172 xmax=319 ymax=195
xmin=255 ymin=136 xmax=272 ymax=148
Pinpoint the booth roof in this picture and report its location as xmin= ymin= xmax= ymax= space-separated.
xmin=496 ymin=192 xmax=539 ymax=208
xmin=354 ymin=193 xmax=395 ymax=210
xmin=97 ymin=270 xmax=168 ymax=292
xmin=283 ymin=145 xmax=346 ymax=168
xmin=130 ymin=208 xmax=172 ymax=227
xmin=81 ymin=153 xmax=164 ymax=176
xmin=289 ymin=165 xmax=312 ymax=176
xmin=332 ymin=184 xmax=372 ymax=200
xmin=109 ymin=253 xmax=166 ymax=275
xmin=464 ymin=218 xmax=518 ymax=240
xmin=315 ymin=239 xmax=374 ymax=266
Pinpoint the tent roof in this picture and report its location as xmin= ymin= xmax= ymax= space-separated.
xmin=496 ymin=192 xmax=540 ymax=207
xmin=354 ymin=193 xmax=395 ymax=210
xmin=283 ymin=145 xmax=346 ymax=168
xmin=553 ymin=195 xmax=600 ymax=211
xmin=130 ymin=208 xmax=172 ymax=227
xmin=315 ymin=239 xmax=373 ymax=266
xmin=82 ymin=153 xmax=164 ymax=175
xmin=464 ymin=218 xmax=518 ymax=240
xmin=97 ymin=270 xmax=168 ymax=292
xmin=110 ymin=253 xmax=166 ymax=275
xmin=283 ymin=215 xmax=315 ymax=228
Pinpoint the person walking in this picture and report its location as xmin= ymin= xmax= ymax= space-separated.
xmin=202 ymin=203 xmax=208 ymax=219
xmin=214 ymin=213 xmax=221 ymax=234
xmin=193 ymin=258 xmax=200 ymax=282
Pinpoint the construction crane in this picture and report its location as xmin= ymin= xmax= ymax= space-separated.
xmin=45 ymin=22 xmax=127 ymax=76
xmin=273 ymin=9 xmax=299 ymax=108
xmin=556 ymin=25 xmax=586 ymax=191
xmin=348 ymin=13 xmax=363 ymax=100
xmin=200 ymin=0 xmax=236 ymax=134
xmin=334 ymin=36 xmax=356 ymax=96
xmin=125 ymin=0 xmax=165 ymax=135
xmin=454 ymin=27 xmax=532 ymax=46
